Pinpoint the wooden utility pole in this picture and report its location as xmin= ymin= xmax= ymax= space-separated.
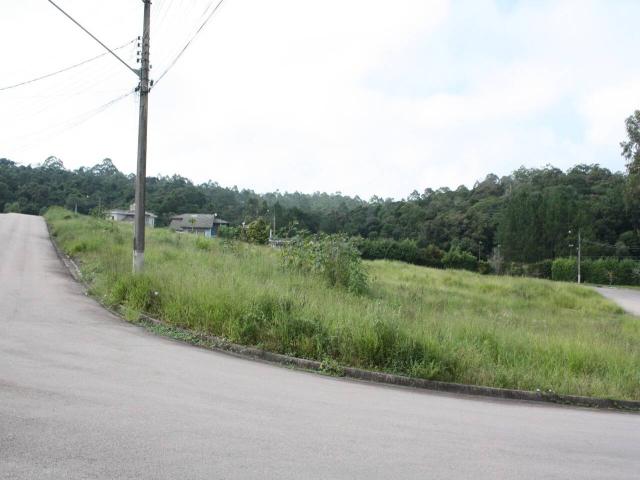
xmin=577 ymin=229 xmax=582 ymax=284
xmin=48 ymin=0 xmax=152 ymax=274
xmin=133 ymin=0 xmax=152 ymax=273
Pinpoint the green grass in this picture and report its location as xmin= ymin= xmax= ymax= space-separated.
xmin=46 ymin=208 xmax=640 ymax=400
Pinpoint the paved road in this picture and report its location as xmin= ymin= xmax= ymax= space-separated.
xmin=1 ymin=213 xmax=638 ymax=479
xmin=595 ymin=286 xmax=640 ymax=316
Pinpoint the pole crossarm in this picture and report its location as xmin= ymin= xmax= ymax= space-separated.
xmin=47 ymin=0 xmax=140 ymax=77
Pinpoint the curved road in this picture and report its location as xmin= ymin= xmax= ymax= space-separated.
xmin=595 ymin=286 xmax=640 ymax=316
xmin=1 ymin=213 xmax=638 ymax=479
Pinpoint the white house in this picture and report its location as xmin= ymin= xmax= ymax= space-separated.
xmin=169 ymin=213 xmax=229 ymax=237
xmin=107 ymin=203 xmax=156 ymax=228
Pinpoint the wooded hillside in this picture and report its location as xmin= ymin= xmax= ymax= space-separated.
xmin=3 ymin=110 xmax=640 ymax=264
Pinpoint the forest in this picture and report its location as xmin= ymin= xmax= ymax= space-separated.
xmin=2 ymin=111 xmax=640 ymax=268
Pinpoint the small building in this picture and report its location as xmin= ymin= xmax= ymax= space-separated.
xmin=169 ymin=213 xmax=230 ymax=237
xmin=107 ymin=204 xmax=156 ymax=228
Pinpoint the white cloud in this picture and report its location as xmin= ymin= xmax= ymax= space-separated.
xmin=1 ymin=0 xmax=639 ymax=198
xmin=581 ymin=79 xmax=640 ymax=146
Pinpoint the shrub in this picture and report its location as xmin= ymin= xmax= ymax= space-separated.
xmin=583 ymin=258 xmax=614 ymax=285
xmin=619 ymin=259 xmax=640 ymax=285
xmin=551 ymin=258 xmax=576 ymax=282
xmin=5 ymin=201 xmax=20 ymax=213
xmin=217 ymin=225 xmax=240 ymax=239
xmin=283 ymin=235 xmax=368 ymax=294
xmin=442 ymin=247 xmax=477 ymax=272
xmin=552 ymin=257 xmax=640 ymax=286
xmin=477 ymin=260 xmax=493 ymax=275
xmin=195 ymin=236 xmax=212 ymax=251
xmin=420 ymin=244 xmax=445 ymax=268
xmin=530 ymin=259 xmax=553 ymax=279
xmin=583 ymin=258 xmax=638 ymax=286
xmin=108 ymin=274 xmax=162 ymax=315
xmin=508 ymin=260 xmax=553 ymax=279
xmin=247 ymin=219 xmax=270 ymax=244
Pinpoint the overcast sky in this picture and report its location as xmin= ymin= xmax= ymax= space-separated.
xmin=2 ymin=0 xmax=640 ymax=199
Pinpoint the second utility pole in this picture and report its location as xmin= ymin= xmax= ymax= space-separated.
xmin=577 ymin=229 xmax=582 ymax=284
xmin=133 ymin=0 xmax=151 ymax=273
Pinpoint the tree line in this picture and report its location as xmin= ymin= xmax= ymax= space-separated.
xmin=2 ymin=111 xmax=640 ymax=266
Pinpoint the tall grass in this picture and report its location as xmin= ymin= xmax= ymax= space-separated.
xmin=46 ymin=208 xmax=640 ymax=400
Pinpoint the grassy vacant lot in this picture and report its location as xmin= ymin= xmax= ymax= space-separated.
xmin=46 ymin=208 xmax=640 ymax=400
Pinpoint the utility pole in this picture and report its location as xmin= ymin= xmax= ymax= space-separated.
xmin=577 ymin=229 xmax=582 ymax=284
xmin=133 ymin=0 xmax=152 ymax=273
xmin=48 ymin=0 xmax=151 ymax=273
xmin=569 ymin=228 xmax=582 ymax=283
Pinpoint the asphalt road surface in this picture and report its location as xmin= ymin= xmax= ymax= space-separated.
xmin=595 ymin=286 xmax=640 ymax=316
xmin=1 ymin=213 xmax=639 ymax=479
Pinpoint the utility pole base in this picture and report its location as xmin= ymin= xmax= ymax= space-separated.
xmin=133 ymin=250 xmax=144 ymax=273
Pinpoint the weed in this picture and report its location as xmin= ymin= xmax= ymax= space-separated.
xmin=320 ymin=357 xmax=345 ymax=376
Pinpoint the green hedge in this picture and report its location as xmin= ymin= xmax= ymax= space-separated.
xmin=551 ymin=257 xmax=640 ymax=286
xmin=357 ymin=239 xmax=491 ymax=274
xmin=504 ymin=260 xmax=553 ymax=279
xmin=442 ymin=247 xmax=478 ymax=272
xmin=356 ymin=238 xmax=445 ymax=268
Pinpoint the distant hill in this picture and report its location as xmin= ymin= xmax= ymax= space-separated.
xmin=1 ymin=156 xmax=638 ymax=263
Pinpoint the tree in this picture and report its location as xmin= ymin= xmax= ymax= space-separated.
xmin=621 ymin=111 xmax=640 ymax=232
xmin=621 ymin=111 xmax=640 ymax=171
xmin=0 ymin=155 xmax=635 ymax=265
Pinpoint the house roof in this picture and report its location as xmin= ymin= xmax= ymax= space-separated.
xmin=169 ymin=214 xmax=229 ymax=230
xmin=108 ymin=209 xmax=157 ymax=218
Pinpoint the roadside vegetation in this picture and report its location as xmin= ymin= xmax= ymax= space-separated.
xmin=46 ymin=207 xmax=640 ymax=400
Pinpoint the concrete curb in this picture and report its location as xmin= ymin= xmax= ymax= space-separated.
xmin=46 ymin=221 xmax=640 ymax=412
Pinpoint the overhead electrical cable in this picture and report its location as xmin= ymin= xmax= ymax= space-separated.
xmin=152 ymin=0 xmax=211 ymax=74
xmin=5 ymin=62 xmax=131 ymax=125
xmin=7 ymin=89 xmax=136 ymax=152
xmin=154 ymin=0 xmax=226 ymax=87
xmin=0 ymin=39 xmax=136 ymax=92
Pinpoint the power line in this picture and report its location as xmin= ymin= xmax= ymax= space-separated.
xmin=8 ymin=89 xmax=136 ymax=152
xmin=5 ymin=62 xmax=130 ymax=125
xmin=154 ymin=0 xmax=226 ymax=87
xmin=47 ymin=0 xmax=139 ymax=77
xmin=582 ymin=238 xmax=640 ymax=252
xmin=0 ymin=39 xmax=135 ymax=92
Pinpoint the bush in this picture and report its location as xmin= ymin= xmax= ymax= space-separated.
xmin=283 ymin=235 xmax=368 ymax=294
xmin=477 ymin=260 xmax=493 ymax=275
xmin=4 ymin=201 xmax=20 ymax=213
xmin=504 ymin=262 xmax=525 ymax=276
xmin=530 ymin=259 xmax=553 ymax=279
xmin=247 ymin=219 xmax=270 ymax=244
xmin=503 ymin=261 xmax=551 ymax=278
xmin=551 ymin=258 xmax=577 ymax=282
xmin=583 ymin=258 xmax=615 ymax=285
xmin=442 ymin=247 xmax=477 ymax=272
xmin=108 ymin=274 xmax=162 ymax=315
xmin=552 ymin=257 xmax=640 ymax=286
xmin=582 ymin=258 xmax=639 ymax=286
xmin=217 ymin=225 xmax=240 ymax=239
xmin=195 ymin=236 xmax=211 ymax=251
xmin=619 ymin=259 xmax=640 ymax=285
xmin=417 ymin=244 xmax=445 ymax=268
